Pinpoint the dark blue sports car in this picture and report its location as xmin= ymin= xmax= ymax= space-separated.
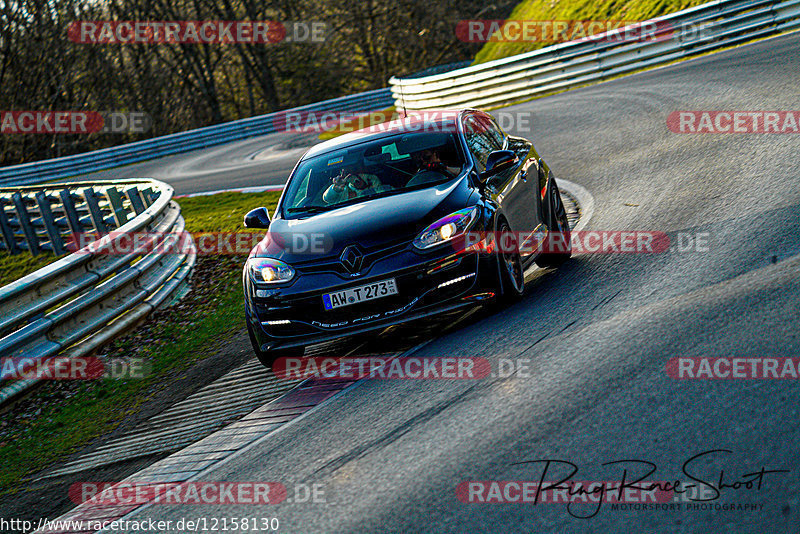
xmin=243 ymin=109 xmax=571 ymax=367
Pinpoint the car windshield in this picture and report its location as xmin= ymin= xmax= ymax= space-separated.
xmin=281 ymin=132 xmax=464 ymax=217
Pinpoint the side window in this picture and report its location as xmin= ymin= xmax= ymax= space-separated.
xmin=507 ymin=136 xmax=531 ymax=161
xmin=484 ymin=115 xmax=506 ymax=150
xmin=287 ymin=168 xmax=312 ymax=206
xmin=463 ymin=115 xmax=501 ymax=172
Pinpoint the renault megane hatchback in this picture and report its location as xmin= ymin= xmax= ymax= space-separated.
xmin=242 ymin=109 xmax=571 ymax=368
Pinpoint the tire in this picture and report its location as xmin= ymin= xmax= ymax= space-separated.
xmin=495 ymin=220 xmax=525 ymax=304
xmin=536 ymin=179 xmax=572 ymax=268
xmin=247 ymin=319 xmax=304 ymax=369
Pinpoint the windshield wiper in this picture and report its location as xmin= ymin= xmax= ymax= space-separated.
xmin=285 ymin=205 xmax=336 ymax=214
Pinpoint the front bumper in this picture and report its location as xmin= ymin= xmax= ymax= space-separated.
xmin=244 ymin=245 xmax=497 ymax=351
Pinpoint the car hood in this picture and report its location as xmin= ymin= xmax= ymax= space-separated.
xmin=253 ymin=177 xmax=473 ymax=263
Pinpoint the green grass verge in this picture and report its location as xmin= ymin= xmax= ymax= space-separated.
xmin=0 ymin=251 xmax=63 ymax=287
xmin=0 ymin=191 xmax=280 ymax=494
xmin=175 ymin=191 xmax=280 ymax=233
xmin=472 ymin=0 xmax=710 ymax=64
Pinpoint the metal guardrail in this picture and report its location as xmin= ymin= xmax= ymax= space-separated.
xmin=389 ymin=0 xmax=800 ymax=110
xmin=0 ymin=88 xmax=394 ymax=187
xmin=0 ymin=180 xmax=155 ymax=256
xmin=0 ymin=179 xmax=195 ymax=405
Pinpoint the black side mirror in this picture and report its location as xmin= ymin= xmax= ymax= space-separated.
xmin=478 ymin=150 xmax=519 ymax=183
xmin=244 ymin=207 xmax=271 ymax=228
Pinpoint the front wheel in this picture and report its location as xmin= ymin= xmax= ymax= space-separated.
xmin=495 ymin=220 xmax=525 ymax=304
xmin=247 ymin=319 xmax=304 ymax=369
xmin=536 ymin=180 xmax=572 ymax=268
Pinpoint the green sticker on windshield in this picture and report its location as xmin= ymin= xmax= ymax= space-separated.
xmin=381 ymin=144 xmax=409 ymax=161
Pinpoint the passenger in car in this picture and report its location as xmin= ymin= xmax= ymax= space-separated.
xmin=322 ymin=163 xmax=391 ymax=203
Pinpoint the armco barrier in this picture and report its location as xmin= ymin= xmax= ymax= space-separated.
xmin=0 ymin=88 xmax=393 ymax=187
xmin=0 ymin=179 xmax=194 ymax=405
xmin=389 ymin=0 xmax=800 ymax=110
xmin=0 ymin=180 xmax=157 ymax=255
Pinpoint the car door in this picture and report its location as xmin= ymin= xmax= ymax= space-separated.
xmin=463 ymin=113 xmax=536 ymax=256
xmin=486 ymin=113 xmax=548 ymax=260
xmin=504 ymin=133 xmax=548 ymax=257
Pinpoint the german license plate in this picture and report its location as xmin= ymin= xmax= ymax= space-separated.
xmin=323 ymin=278 xmax=398 ymax=310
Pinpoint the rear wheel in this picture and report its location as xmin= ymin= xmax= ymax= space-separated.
xmin=495 ymin=220 xmax=525 ymax=304
xmin=536 ymin=180 xmax=572 ymax=268
xmin=247 ymin=319 xmax=304 ymax=369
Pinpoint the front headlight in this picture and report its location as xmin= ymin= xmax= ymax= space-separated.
xmin=413 ymin=207 xmax=479 ymax=250
xmin=247 ymin=257 xmax=295 ymax=284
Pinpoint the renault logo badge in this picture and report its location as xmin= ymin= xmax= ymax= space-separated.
xmin=340 ymin=245 xmax=363 ymax=274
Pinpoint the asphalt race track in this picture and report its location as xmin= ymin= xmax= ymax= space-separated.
xmin=75 ymin=130 xmax=317 ymax=196
xmin=84 ymin=32 xmax=800 ymax=532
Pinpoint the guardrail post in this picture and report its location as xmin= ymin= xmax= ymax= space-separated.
xmin=35 ymin=191 xmax=66 ymax=255
xmin=126 ymin=187 xmax=146 ymax=215
xmin=140 ymin=187 xmax=156 ymax=206
xmin=106 ymin=187 xmax=129 ymax=227
xmin=59 ymin=189 xmax=85 ymax=254
xmin=0 ymin=200 xmax=19 ymax=254
xmin=83 ymin=187 xmax=109 ymax=235
xmin=59 ymin=189 xmax=84 ymax=236
xmin=12 ymin=192 xmax=40 ymax=256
